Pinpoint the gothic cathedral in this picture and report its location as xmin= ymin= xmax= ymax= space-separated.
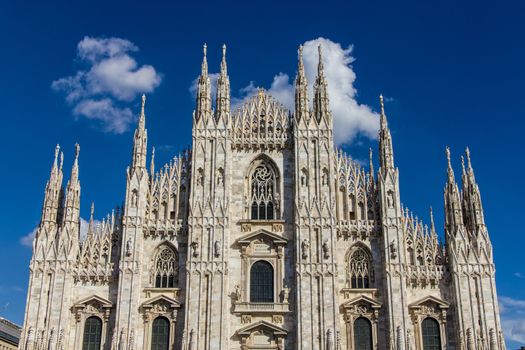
xmin=19 ymin=44 xmax=505 ymax=350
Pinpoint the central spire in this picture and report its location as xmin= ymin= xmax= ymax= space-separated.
xmin=378 ymin=95 xmax=395 ymax=171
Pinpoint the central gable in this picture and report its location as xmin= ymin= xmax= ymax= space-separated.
xmin=231 ymin=90 xmax=292 ymax=150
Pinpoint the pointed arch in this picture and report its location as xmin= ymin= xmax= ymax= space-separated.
xmin=152 ymin=243 xmax=179 ymax=288
xmin=346 ymin=245 xmax=374 ymax=288
xmin=245 ymin=155 xmax=280 ymax=220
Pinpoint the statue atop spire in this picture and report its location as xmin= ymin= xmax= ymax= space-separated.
xmin=63 ymin=144 xmax=82 ymax=225
xmin=313 ymin=44 xmax=330 ymax=123
xmin=131 ymin=95 xmax=148 ymax=170
xmin=295 ymin=45 xmax=309 ymax=120
xmin=41 ymin=144 xmax=65 ymax=225
xmin=216 ymin=43 xmax=230 ymax=118
xmin=378 ymin=94 xmax=395 ymax=171
xmin=195 ymin=43 xmax=212 ymax=123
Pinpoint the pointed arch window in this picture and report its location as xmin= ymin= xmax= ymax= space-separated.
xmin=353 ymin=317 xmax=372 ymax=350
xmin=422 ymin=317 xmax=441 ymax=350
xmin=348 ymin=247 xmax=372 ymax=288
xmin=154 ymin=246 xmax=178 ymax=288
xmin=151 ymin=316 xmax=170 ymax=350
xmin=82 ymin=316 xmax=102 ymax=350
xmin=250 ymin=164 xmax=276 ymax=220
xmin=250 ymin=260 xmax=274 ymax=302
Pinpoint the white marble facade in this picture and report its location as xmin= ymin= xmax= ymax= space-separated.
xmin=19 ymin=44 xmax=505 ymax=350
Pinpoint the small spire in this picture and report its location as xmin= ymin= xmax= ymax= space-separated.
xmin=75 ymin=143 xmax=80 ymax=160
xmin=221 ymin=44 xmax=227 ymax=75
xmin=430 ymin=206 xmax=436 ymax=233
xmin=379 ymin=94 xmax=387 ymax=129
xmin=317 ymin=44 xmax=324 ymax=75
xmin=89 ymin=202 xmax=95 ymax=233
xmin=53 ymin=144 xmax=60 ymax=168
xmin=59 ymin=151 xmax=64 ymax=171
xmin=150 ymin=146 xmax=155 ymax=178
xmin=298 ymin=45 xmax=305 ymax=75
xmin=369 ymin=148 xmax=375 ymax=176
xmin=461 ymin=155 xmax=467 ymax=177
xmin=201 ymin=43 xmax=208 ymax=76
xmin=446 ymin=146 xmax=455 ymax=182
xmin=465 ymin=147 xmax=472 ymax=170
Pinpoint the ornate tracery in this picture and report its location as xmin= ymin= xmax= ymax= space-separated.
xmin=153 ymin=246 xmax=178 ymax=288
xmin=250 ymin=164 xmax=277 ymax=220
xmin=348 ymin=247 xmax=373 ymax=289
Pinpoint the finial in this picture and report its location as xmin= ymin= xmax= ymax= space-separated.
xmin=74 ymin=143 xmax=80 ymax=160
xmin=258 ymin=88 xmax=264 ymax=98
xmin=299 ymin=45 xmax=303 ymax=58
xmin=465 ymin=147 xmax=472 ymax=169
xmin=379 ymin=94 xmax=385 ymax=115
xmin=141 ymin=94 xmax=146 ymax=113
xmin=369 ymin=147 xmax=374 ymax=170
xmin=317 ymin=44 xmax=324 ymax=74
xmin=59 ymin=151 xmax=64 ymax=170
xmin=446 ymin=146 xmax=451 ymax=168
xmin=203 ymin=43 xmax=207 ymax=57
xmin=461 ymin=155 xmax=466 ymax=176
xmin=222 ymin=43 xmax=226 ymax=57
xmin=430 ymin=206 xmax=436 ymax=233
xmin=90 ymin=202 xmax=95 ymax=219
xmin=150 ymin=146 xmax=155 ymax=177
xmin=220 ymin=44 xmax=228 ymax=75
xmin=54 ymin=144 xmax=60 ymax=160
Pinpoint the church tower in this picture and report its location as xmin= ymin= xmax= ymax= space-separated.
xmin=183 ymin=44 xmax=232 ymax=350
xmin=114 ymin=95 xmax=150 ymax=349
xmin=294 ymin=45 xmax=339 ymax=349
xmin=445 ymin=148 xmax=505 ymax=349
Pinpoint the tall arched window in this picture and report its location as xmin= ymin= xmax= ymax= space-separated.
xmin=154 ymin=246 xmax=178 ymax=288
xmin=353 ymin=317 xmax=372 ymax=350
xmin=422 ymin=317 xmax=441 ymax=350
xmin=250 ymin=261 xmax=274 ymax=302
xmin=250 ymin=164 xmax=276 ymax=220
xmin=82 ymin=316 xmax=102 ymax=350
xmin=349 ymin=247 xmax=372 ymax=288
xmin=151 ymin=316 xmax=170 ymax=350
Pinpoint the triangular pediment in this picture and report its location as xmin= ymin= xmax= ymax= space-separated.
xmin=142 ymin=294 xmax=182 ymax=309
xmin=342 ymin=295 xmax=382 ymax=309
xmin=409 ymin=295 xmax=449 ymax=309
xmin=237 ymin=320 xmax=288 ymax=336
xmin=237 ymin=229 xmax=287 ymax=246
xmin=74 ymin=295 xmax=112 ymax=308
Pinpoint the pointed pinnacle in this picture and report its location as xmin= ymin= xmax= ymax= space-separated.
xmin=430 ymin=206 xmax=436 ymax=232
xmin=461 ymin=155 xmax=466 ymax=176
xmin=74 ymin=143 xmax=80 ymax=161
xmin=221 ymin=44 xmax=227 ymax=75
xmin=446 ymin=146 xmax=455 ymax=182
xmin=465 ymin=147 xmax=472 ymax=169
xmin=317 ymin=44 xmax=324 ymax=75
xmin=379 ymin=94 xmax=388 ymax=130
xmin=201 ymin=43 xmax=208 ymax=76
xmin=90 ymin=202 xmax=95 ymax=220
xmin=59 ymin=151 xmax=64 ymax=171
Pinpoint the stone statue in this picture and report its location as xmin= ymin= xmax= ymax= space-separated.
xmin=191 ymin=239 xmax=199 ymax=258
xmin=301 ymin=239 xmax=309 ymax=259
xmin=322 ymin=239 xmax=330 ymax=259
xmin=234 ymin=284 xmax=241 ymax=301
xmin=214 ymin=240 xmax=221 ymax=258
xmin=126 ymin=237 xmax=133 ymax=256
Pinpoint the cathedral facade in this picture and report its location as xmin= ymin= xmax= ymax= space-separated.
xmin=19 ymin=44 xmax=505 ymax=350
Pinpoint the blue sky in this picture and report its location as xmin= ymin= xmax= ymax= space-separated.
xmin=1 ymin=0 xmax=524 ymax=346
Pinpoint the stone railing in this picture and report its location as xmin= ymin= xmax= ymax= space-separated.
xmin=233 ymin=302 xmax=290 ymax=314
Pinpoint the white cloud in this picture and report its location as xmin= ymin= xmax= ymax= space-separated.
xmin=198 ymin=38 xmax=379 ymax=145
xmin=513 ymin=272 xmax=525 ymax=279
xmin=20 ymin=217 xmax=99 ymax=248
xmin=499 ymin=296 xmax=525 ymax=344
xmin=73 ymin=98 xmax=133 ymax=134
xmin=52 ymin=36 xmax=162 ymax=133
